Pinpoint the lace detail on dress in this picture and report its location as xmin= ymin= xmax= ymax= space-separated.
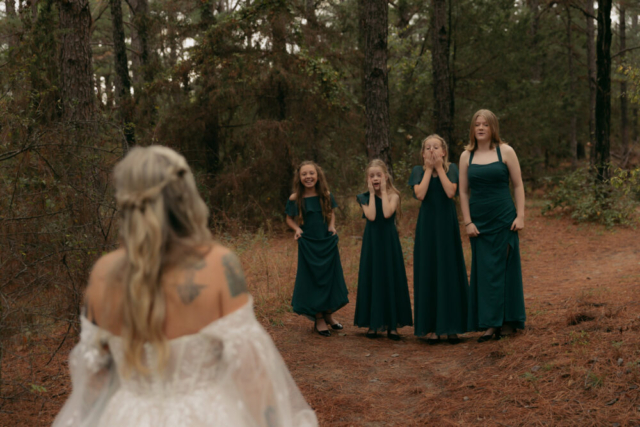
xmin=53 ymin=297 xmax=318 ymax=427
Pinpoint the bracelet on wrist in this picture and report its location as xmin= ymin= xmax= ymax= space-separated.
xmin=465 ymin=222 xmax=473 ymax=226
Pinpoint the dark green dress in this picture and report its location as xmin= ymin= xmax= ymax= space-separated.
xmin=409 ymin=165 xmax=469 ymax=336
xmin=353 ymin=192 xmax=413 ymax=332
xmin=285 ymin=194 xmax=349 ymax=320
xmin=467 ymin=145 xmax=526 ymax=331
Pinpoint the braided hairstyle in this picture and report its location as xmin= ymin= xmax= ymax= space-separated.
xmin=113 ymin=146 xmax=211 ymax=374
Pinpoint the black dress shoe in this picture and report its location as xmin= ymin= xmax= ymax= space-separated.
xmin=387 ymin=331 xmax=401 ymax=341
xmin=314 ymin=322 xmax=331 ymax=337
xmin=329 ymin=322 xmax=343 ymax=330
xmin=365 ymin=330 xmax=378 ymax=339
xmin=477 ymin=329 xmax=500 ymax=343
xmin=426 ymin=337 xmax=440 ymax=345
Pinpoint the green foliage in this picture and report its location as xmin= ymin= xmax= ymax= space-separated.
xmin=543 ymin=166 xmax=640 ymax=227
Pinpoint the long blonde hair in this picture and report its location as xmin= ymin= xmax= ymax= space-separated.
xmin=421 ymin=134 xmax=450 ymax=173
xmin=113 ymin=146 xmax=212 ymax=374
xmin=465 ymin=109 xmax=505 ymax=151
xmin=292 ymin=161 xmax=333 ymax=225
xmin=365 ymin=159 xmax=402 ymax=219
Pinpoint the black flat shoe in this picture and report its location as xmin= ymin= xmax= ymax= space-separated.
xmin=426 ymin=337 xmax=440 ymax=345
xmin=365 ymin=330 xmax=378 ymax=339
xmin=447 ymin=335 xmax=461 ymax=345
xmin=477 ymin=334 xmax=493 ymax=343
xmin=329 ymin=322 xmax=343 ymax=330
xmin=314 ymin=322 xmax=331 ymax=337
xmin=387 ymin=331 xmax=401 ymax=341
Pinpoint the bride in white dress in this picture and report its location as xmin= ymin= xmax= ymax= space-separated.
xmin=53 ymin=146 xmax=318 ymax=427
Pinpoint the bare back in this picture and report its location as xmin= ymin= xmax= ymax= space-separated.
xmin=85 ymin=244 xmax=249 ymax=339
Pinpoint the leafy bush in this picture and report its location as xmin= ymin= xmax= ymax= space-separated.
xmin=542 ymin=166 xmax=640 ymax=227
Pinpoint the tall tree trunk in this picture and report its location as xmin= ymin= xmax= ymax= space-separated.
xmin=528 ymin=0 xmax=541 ymax=82
xmin=633 ymin=12 xmax=638 ymax=148
xmin=586 ymin=0 xmax=597 ymax=162
xmin=566 ymin=5 xmax=578 ymax=166
xmin=128 ymin=0 xmax=151 ymax=85
xmin=110 ymin=0 xmax=135 ymax=149
xmin=31 ymin=0 xmax=38 ymax=20
xmin=619 ymin=4 xmax=629 ymax=166
xmin=595 ymin=0 xmax=612 ymax=181
xmin=431 ymin=0 xmax=454 ymax=149
xmin=361 ymin=0 xmax=392 ymax=173
xmin=58 ymin=0 xmax=95 ymax=121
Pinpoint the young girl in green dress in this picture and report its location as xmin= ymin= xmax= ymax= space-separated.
xmin=354 ymin=159 xmax=413 ymax=340
xmin=285 ymin=161 xmax=349 ymax=337
xmin=409 ymin=135 xmax=468 ymax=344
xmin=459 ymin=110 xmax=526 ymax=342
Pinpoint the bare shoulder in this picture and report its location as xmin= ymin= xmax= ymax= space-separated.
xmin=86 ymin=248 xmax=125 ymax=300
xmin=389 ymin=192 xmax=400 ymax=202
xmin=203 ymin=245 xmax=249 ymax=311
xmin=460 ymin=150 xmax=471 ymax=161
xmin=289 ymin=193 xmax=297 ymax=201
xmin=500 ymin=143 xmax=517 ymax=156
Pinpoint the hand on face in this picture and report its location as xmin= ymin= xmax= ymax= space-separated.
xmin=379 ymin=176 xmax=387 ymax=193
xmin=424 ymin=151 xmax=434 ymax=169
xmin=367 ymin=176 xmax=375 ymax=193
xmin=432 ymin=151 xmax=444 ymax=170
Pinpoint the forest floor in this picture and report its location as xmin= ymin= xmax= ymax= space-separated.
xmin=2 ymin=198 xmax=640 ymax=426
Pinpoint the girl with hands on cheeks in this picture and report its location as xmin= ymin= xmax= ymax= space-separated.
xmin=409 ymin=135 xmax=469 ymax=345
xmin=285 ymin=161 xmax=349 ymax=337
xmin=458 ymin=109 xmax=526 ymax=343
xmin=354 ymin=160 xmax=413 ymax=341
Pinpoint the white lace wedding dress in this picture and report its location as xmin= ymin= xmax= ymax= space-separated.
xmin=53 ymin=297 xmax=318 ymax=427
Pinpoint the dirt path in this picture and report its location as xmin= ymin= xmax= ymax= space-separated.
xmin=265 ymin=201 xmax=640 ymax=426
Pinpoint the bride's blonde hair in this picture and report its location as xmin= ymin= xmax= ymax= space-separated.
xmin=113 ymin=146 xmax=211 ymax=374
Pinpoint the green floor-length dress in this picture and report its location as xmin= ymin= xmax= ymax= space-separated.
xmin=285 ymin=194 xmax=349 ymax=320
xmin=467 ymin=145 xmax=526 ymax=331
xmin=353 ymin=192 xmax=413 ymax=332
xmin=409 ymin=165 xmax=469 ymax=336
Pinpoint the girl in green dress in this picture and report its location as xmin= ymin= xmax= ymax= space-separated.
xmin=354 ymin=159 xmax=413 ymax=340
xmin=285 ymin=161 xmax=349 ymax=337
xmin=459 ymin=109 xmax=526 ymax=342
xmin=409 ymin=135 xmax=468 ymax=345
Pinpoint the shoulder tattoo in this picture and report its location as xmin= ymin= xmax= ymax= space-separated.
xmin=222 ymin=253 xmax=247 ymax=297
xmin=177 ymin=268 xmax=206 ymax=305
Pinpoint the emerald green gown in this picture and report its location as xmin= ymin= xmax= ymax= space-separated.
xmin=285 ymin=194 xmax=349 ymax=320
xmin=409 ymin=165 xmax=469 ymax=336
xmin=467 ymin=145 xmax=526 ymax=331
xmin=353 ymin=192 xmax=413 ymax=332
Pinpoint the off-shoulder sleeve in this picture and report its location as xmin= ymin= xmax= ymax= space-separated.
xmin=52 ymin=317 xmax=119 ymax=427
xmin=208 ymin=301 xmax=318 ymax=427
xmin=408 ymin=166 xmax=424 ymax=187
xmin=329 ymin=193 xmax=338 ymax=209
xmin=284 ymin=199 xmax=298 ymax=217
xmin=447 ymin=163 xmax=459 ymax=184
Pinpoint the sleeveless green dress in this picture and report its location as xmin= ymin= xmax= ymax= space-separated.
xmin=285 ymin=194 xmax=349 ymax=320
xmin=467 ymin=145 xmax=526 ymax=331
xmin=409 ymin=165 xmax=469 ymax=336
xmin=353 ymin=192 xmax=413 ymax=332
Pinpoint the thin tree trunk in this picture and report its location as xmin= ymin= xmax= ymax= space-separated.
xmin=633 ymin=13 xmax=638 ymax=147
xmin=58 ymin=0 xmax=95 ymax=121
xmin=431 ymin=0 xmax=454 ymax=149
xmin=586 ymin=0 xmax=597 ymax=162
xmin=361 ymin=0 xmax=392 ymax=173
xmin=619 ymin=4 xmax=629 ymax=166
xmin=566 ymin=5 xmax=578 ymax=166
xmin=110 ymin=0 xmax=135 ymax=148
xmin=528 ymin=0 xmax=541 ymax=82
xmin=595 ymin=0 xmax=612 ymax=181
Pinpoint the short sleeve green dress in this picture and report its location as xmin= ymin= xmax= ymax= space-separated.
xmin=353 ymin=192 xmax=413 ymax=332
xmin=466 ymin=145 xmax=526 ymax=331
xmin=285 ymin=194 xmax=349 ymax=320
xmin=409 ymin=165 xmax=469 ymax=336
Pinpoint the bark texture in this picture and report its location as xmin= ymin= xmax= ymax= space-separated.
xmin=619 ymin=5 xmax=629 ymax=166
xmin=595 ymin=0 xmax=612 ymax=180
xmin=110 ymin=0 xmax=135 ymax=148
xmin=58 ymin=0 xmax=94 ymax=121
xmin=586 ymin=0 xmax=597 ymax=161
xmin=361 ymin=0 xmax=392 ymax=172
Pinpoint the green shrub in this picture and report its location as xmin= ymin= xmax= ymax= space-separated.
xmin=542 ymin=166 xmax=640 ymax=227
